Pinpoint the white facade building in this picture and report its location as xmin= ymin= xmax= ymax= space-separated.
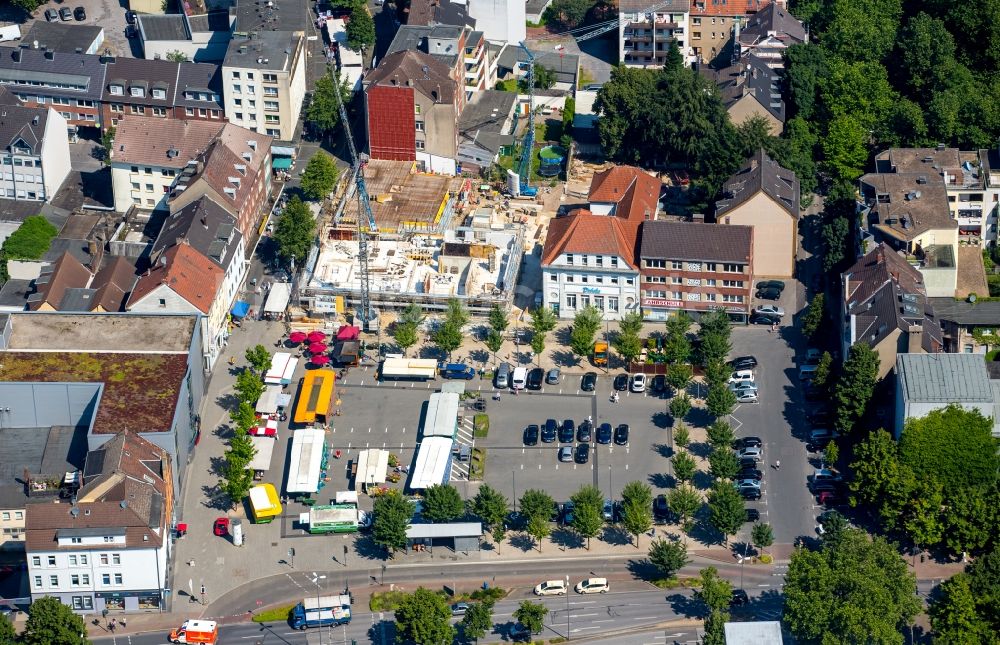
xmin=619 ymin=0 xmax=693 ymax=68
xmin=466 ymin=0 xmax=526 ymax=44
xmin=0 ymin=106 xmax=70 ymax=202
xmin=542 ymin=248 xmax=640 ymax=321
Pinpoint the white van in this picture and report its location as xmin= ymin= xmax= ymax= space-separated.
xmin=512 ymin=366 xmax=527 ymax=390
xmin=534 ymin=579 xmax=567 ymax=596
xmin=575 ymin=577 xmax=609 ymax=594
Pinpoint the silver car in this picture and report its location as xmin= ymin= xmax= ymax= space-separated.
xmin=736 ymin=391 xmax=759 ymax=403
xmin=738 ymin=446 xmax=762 ymax=462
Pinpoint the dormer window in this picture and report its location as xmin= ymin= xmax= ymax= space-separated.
xmin=152 ymin=88 xmax=166 ymax=99
xmin=130 ymin=86 xmax=145 ymax=98
xmin=235 ymin=163 xmax=246 ymax=175
xmin=110 ymin=84 xmax=124 ymax=95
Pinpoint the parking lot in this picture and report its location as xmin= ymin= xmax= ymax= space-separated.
xmin=3 ymin=0 xmax=135 ymax=58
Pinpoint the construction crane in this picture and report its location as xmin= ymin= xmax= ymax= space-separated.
xmin=330 ymin=71 xmax=378 ymax=332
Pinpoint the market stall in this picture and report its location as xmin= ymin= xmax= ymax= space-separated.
xmin=248 ymin=483 xmax=282 ymax=523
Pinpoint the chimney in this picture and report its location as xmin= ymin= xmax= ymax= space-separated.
xmin=907 ymin=324 xmax=923 ymax=353
xmin=690 ymin=213 xmax=705 ymax=223
xmin=44 ymin=50 xmax=54 ymax=60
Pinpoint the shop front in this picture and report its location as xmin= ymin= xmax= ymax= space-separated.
xmin=94 ymin=590 xmax=163 ymax=612
xmin=641 ymin=297 xmax=749 ymax=324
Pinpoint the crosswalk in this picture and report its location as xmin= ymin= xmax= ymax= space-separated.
xmin=450 ymin=415 xmax=476 ymax=481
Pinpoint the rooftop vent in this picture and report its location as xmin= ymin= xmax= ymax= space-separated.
xmin=44 ymin=50 xmax=53 ymax=60
xmin=119 ymin=500 xmax=128 ymax=509
xmin=166 ymin=148 xmax=179 ymax=159
xmin=69 ymin=507 xmax=80 ymax=518
xmin=917 ymin=176 xmax=927 ymax=184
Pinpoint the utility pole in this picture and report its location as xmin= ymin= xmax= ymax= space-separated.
xmin=200 ymin=584 xmax=206 ymax=606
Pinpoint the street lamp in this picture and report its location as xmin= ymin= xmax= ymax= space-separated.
xmin=565 ymin=574 xmax=570 ymax=640
xmin=310 ymin=573 xmax=327 ymax=645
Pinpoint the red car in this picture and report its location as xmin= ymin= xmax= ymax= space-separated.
xmin=213 ymin=517 xmax=229 ymax=537
xmin=817 ymin=491 xmax=844 ymax=506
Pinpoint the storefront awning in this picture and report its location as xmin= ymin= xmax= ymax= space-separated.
xmin=273 ymin=157 xmax=293 ymax=170
xmin=231 ymin=301 xmax=251 ymax=318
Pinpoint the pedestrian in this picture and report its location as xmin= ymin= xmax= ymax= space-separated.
xmin=775 ymin=460 xmax=781 ymax=470
xmin=120 ymin=618 xmax=126 ymax=629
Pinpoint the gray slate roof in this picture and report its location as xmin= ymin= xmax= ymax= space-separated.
xmin=458 ymin=90 xmax=516 ymax=155
xmin=640 ymin=220 xmax=752 ymax=264
xmin=496 ymin=47 xmax=579 ymax=85
xmin=138 ymin=14 xmax=189 ymax=41
xmin=23 ymin=22 xmax=104 ymax=54
xmin=234 ymin=0 xmax=311 ymax=33
xmin=896 ymin=353 xmax=994 ymax=403
xmin=928 ymin=298 xmax=1000 ymax=326
xmin=739 ymin=3 xmax=806 ymax=46
xmin=224 ymin=31 xmax=301 ymax=72
xmin=708 ymin=54 xmax=785 ymax=123
xmin=716 ymin=148 xmax=799 ymax=218
xmin=0 ymin=48 xmax=106 ymax=103
xmin=404 ymin=0 xmax=475 ymax=28
xmin=151 ymin=195 xmax=241 ymax=270
xmin=0 ymin=104 xmax=48 ymax=154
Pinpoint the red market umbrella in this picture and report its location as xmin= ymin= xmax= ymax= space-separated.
xmin=311 ymin=354 xmax=331 ymax=365
xmin=307 ymin=330 xmax=327 ymax=343
xmin=308 ymin=342 xmax=328 ymax=354
xmin=337 ymin=326 xmax=360 ymax=341
xmin=288 ymin=331 xmax=308 ymax=343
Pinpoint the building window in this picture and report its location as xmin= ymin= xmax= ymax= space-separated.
xmin=264 ymin=101 xmax=279 ymax=111
xmin=595 ymin=276 xmax=604 ymax=284
xmin=100 ymin=554 xmax=108 ymax=565
xmin=608 ymin=297 xmax=619 ymax=312
xmin=581 ymin=295 xmax=590 ymax=308
xmin=671 ymin=261 xmax=683 ymax=269
xmin=415 ymin=121 xmax=424 ymax=132
xmin=33 ymin=576 xmax=41 ymax=588
xmin=263 ymin=73 xmax=278 ymax=83
xmin=566 ymin=294 xmax=577 ymax=309
xmin=131 ymin=182 xmax=140 ymax=190
xmin=723 ymin=263 xmax=740 ymax=272
xmin=129 ymin=86 xmax=144 ymax=97
xmin=233 ymin=84 xmax=241 ymax=94
xmin=199 ymin=108 xmax=207 ymax=117
xmin=581 ymin=276 xmax=588 ymax=283
xmin=1 ymin=512 xmax=8 ymax=521
xmin=264 ymin=114 xmax=279 ymax=123
xmin=596 ymin=256 xmax=604 ymax=266
xmin=185 ymin=107 xmax=195 ymax=116
xmin=415 ymin=140 xmax=424 ymax=150
xmin=102 ymin=574 xmax=110 ymax=585
xmin=705 ymin=293 xmax=716 ymax=302
xmin=114 ymin=574 xmax=123 ymax=585
xmin=264 ymin=87 xmax=278 ymax=97
xmin=104 ymin=536 xmax=116 ymax=542
xmin=611 ymin=277 xmax=619 ymax=284
xmin=626 ymin=278 xmax=634 ymax=285
xmin=49 ymin=575 xmax=58 ymax=587
xmin=646 ymin=259 xmax=665 ymax=269
xmin=565 ymin=254 xmax=574 ymax=265
xmin=152 ymin=107 xmax=167 ymax=117
xmin=152 ymin=89 xmax=166 ymax=99
xmin=722 ymin=294 xmax=743 ymax=303
xmin=266 ymin=128 xmax=280 ymax=137
xmin=565 ymin=275 xmax=574 ymax=283
xmin=145 ymin=184 xmax=154 ymax=192
xmin=80 ymin=555 xmax=87 ymax=565
xmin=110 ymin=84 xmax=123 ymax=95
xmin=130 ymin=105 xmax=145 ymax=115
xmin=112 ymin=554 xmax=120 ymax=565
xmin=31 ymin=556 xmax=40 ymax=567
xmin=47 ymin=556 xmax=56 ymax=566
xmin=69 ymin=556 xmax=77 ymax=566
xmin=722 ymin=280 xmax=744 ymax=288
xmin=231 ymin=71 xmax=241 ymax=79
xmin=72 ymin=597 xmax=93 ymax=611
xmin=671 ymin=277 xmax=682 ymax=284
xmin=71 ymin=575 xmax=80 ymax=586
xmin=594 ymin=296 xmax=604 ymax=310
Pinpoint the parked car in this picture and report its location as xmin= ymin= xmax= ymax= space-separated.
xmin=653 ymin=494 xmax=670 ymax=523
xmin=756 ymin=280 xmax=785 ymax=292
xmin=546 ymin=368 xmax=562 ymax=385
xmin=730 ymin=589 xmax=750 ymax=606
xmin=534 ymin=580 xmax=567 ymax=596
xmin=59 ymin=7 xmax=73 ymax=20
xmin=755 ymin=287 xmax=782 ymax=301
xmin=596 ymin=423 xmax=613 ymax=444
xmin=541 ymin=419 xmax=557 ymax=443
xmin=560 ymin=501 xmax=574 ymax=525
xmin=523 ymin=425 xmax=539 ymax=446
xmin=602 ymin=500 xmax=614 ymax=522
xmin=804 ymin=348 xmax=823 ymax=365
xmin=736 ymin=478 xmax=761 ymax=490
xmin=581 ymin=372 xmax=597 ymax=391
xmin=451 ymin=602 xmax=469 ymax=616
xmin=740 ymin=487 xmax=762 ymax=500
xmin=736 ymin=391 xmax=759 ymax=404
xmin=753 ymin=305 xmax=785 ymax=317
xmin=630 ymin=373 xmax=646 ymax=392
xmin=577 ymin=420 xmax=592 ymax=443
xmin=45 ymin=8 xmax=59 ymax=21
xmin=817 ymin=491 xmax=845 ymax=506
xmin=74 ymin=6 xmax=86 ymax=20
xmin=739 ymin=457 xmax=758 ymax=470
xmin=125 ymin=10 xmax=137 ymax=24
xmin=527 ymin=368 xmax=544 ymax=390
xmin=652 ymin=374 xmax=666 ymax=393
xmin=809 ymin=428 xmax=838 ymax=443
xmin=574 ymin=443 xmax=590 ymax=463
xmin=509 ymin=623 xmax=533 ymax=642
xmin=495 ymin=362 xmax=511 ymax=388
xmin=213 ymin=517 xmax=229 ymax=537
xmin=728 ymin=356 xmax=758 ymax=370
xmin=728 ymin=380 xmax=757 ymax=394
xmin=812 ymin=468 xmax=842 ymax=483
xmin=512 ymin=367 xmax=527 ymax=390
xmin=745 ymin=508 xmax=761 ymax=523
xmin=729 ymin=369 xmax=754 ymax=383
xmin=738 ymin=467 xmax=764 ymax=481
xmin=810 ymin=480 xmax=843 ymax=494
xmin=575 ymin=577 xmax=609 ymax=594
xmin=559 ymin=419 xmax=575 ymax=443
xmin=558 ymin=446 xmax=574 ymax=462
xmin=738 ymin=446 xmax=762 ymax=462
xmin=750 ymin=311 xmax=781 ymax=324
xmin=614 ymin=423 xmax=629 ymax=445
xmin=613 ymin=373 xmax=629 ymax=391
xmin=804 ymin=382 xmax=824 ymax=401
xmin=738 ymin=436 xmax=763 ymax=449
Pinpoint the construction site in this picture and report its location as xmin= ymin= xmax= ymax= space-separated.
xmin=300 ymin=160 xmax=527 ymax=318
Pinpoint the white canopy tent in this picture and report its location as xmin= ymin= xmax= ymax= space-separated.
xmin=421 ymin=392 xmax=459 ymax=439
xmin=353 ymin=449 xmax=389 ymax=491
xmin=255 ymin=384 xmax=283 ymax=414
xmin=248 ymin=436 xmax=275 ymax=473
xmin=264 ymin=282 xmax=292 ymax=315
xmin=286 ymin=428 xmax=327 ymax=494
xmin=410 ymin=436 xmax=454 ymax=490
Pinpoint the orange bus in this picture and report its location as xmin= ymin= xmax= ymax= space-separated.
xmin=293 ymin=369 xmax=336 ymax=425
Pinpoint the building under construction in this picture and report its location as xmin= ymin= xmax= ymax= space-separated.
xmin=300 ymin=160 xmax=525 ymax=317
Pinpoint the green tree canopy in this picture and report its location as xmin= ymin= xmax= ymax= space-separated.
xmin=695 ymin=567 xmax=733 ymax=614
xmin=613 ymin=331 xmax=642 ymax=365
xmin=391 ymin=321 xmax=419 ymax=356
xmin=461 ymin=600 xmax=494 ymax=642
xmin=300 ymin=152 xmax=341 ymax=201
xmin=667 ymin=485 xmax=702 ymax=529
xmin=751 ymin=522 xmax=774 ymax=555
xmin=22 ymin=595 xmax=88 ymax=645
xmin=306 ymin=71 xmax=349 ymax=136
xmin=526 ymin=514 xmax=550 ymax=552
xmin=833 ymin=343 xmax=879 ymax=433
xmin=234 ymin=369 xmax=265 ymax=404
xmin=432 ymin=321 xmax=463 ymax=358
xmin=621 ymin=481 xmax=653 ymax=547
xmin=273 ymin=196 xmax=316 ymax=267
xmin=345 ymin=6 xmax=375 ymax=50
xmin=519 ymin=489 xmax=555 ymax=523
xmin=671 ymin=450 xmax=697 ymax=484
xmin=669 ymin=394 xmax=692 ymax=421
xmin=648 ymin=536 xmax=689 ymax=579
xmin=706 ymin=385 xmax=737 ymax=419
xmin=488 ymin=304 xmax=509 ymax=333
xmin=2 ymin=216 xmax=57 ymax=260
xmin=513 ymin=600 xmax=548 ymax=636
xmin=395 ymin=587 xmax=454 ymax=645
xmin=470 ymin=484 xmax=508 ymax=531
xmin=245 ymin=344 xmax=271 ymax=374
xmin=0 ymin=613 xmax=14 ymax=645
xmin=899 ymin=405 xmax=1000 ymax=490
xmin=706 ymin=420 xmax=735 ymax=449
xmin=708 ymin=447 xmax=739 ymax=481
xmin=372 ymin=489 xmax=413 ymax=555
xmin=570 ymin=484 xmax=605 ymax=549
xmin=707 ymin=480 xmax=745 ymax=543
xmin=422 ymin=484 xmax=465 ymax=522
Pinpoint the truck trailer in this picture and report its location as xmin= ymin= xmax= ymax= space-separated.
xmin=291 ymin=594 xmax=352 ymax=629
xmin=379 ymin=356 xmax=438 ymax=380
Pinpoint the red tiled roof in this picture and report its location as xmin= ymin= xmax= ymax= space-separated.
xmin=690 ymin=0 xmax=775 ymax=16
xmin=182 ymin=123 xmax=271 ymax=213
xmin=29 ymin=251 xmax=91 ymax=311
xmin=112 ymin=116 xmax=225 ymax=168
xmin=128 ymin=242 xmax=223 ymax=314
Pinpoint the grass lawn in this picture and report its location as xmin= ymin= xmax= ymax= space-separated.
xmin=251 ymin=604 xmax=294 ymax=623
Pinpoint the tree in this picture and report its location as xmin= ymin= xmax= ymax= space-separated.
xmin=0 ymin=613 xmax=14 ymax=645
xmin=899 ymin=405 xmax=1000 ymax=490
xmin=2 ymin=215 xmax=57 ymax=260
xmin=621 ymin=481 xmax=653 ymax=547
xmin=234 ymin=369 xmax=265 ymax=404
xmin=707 ymin=480 xmax=745 ymax=543
xmin=21 ymin=596 xmax=88 ymax=645
xmin=100 ymin=126 xmax=115 ymax=167
xmin=801 ymin=293 xmax=825 ymax=339
xmin=272 ymin=196 xmax=316 ymax=266
xmin=671 ymin=451 xmax=697 ymax=484
xmin=219 ymin=448 xmax=253 ymax=508
xmin=422 ymin=484 xmax=465 ymax=522
xmin=11 ymin=0 xmax=45 ymax=12
xmin=519 ymin=489 xmax=555 ymax=523
xmin=703 ymin=358 xmax=730 ymax=390
xmin=372 ymin=489 xmax=413 ymax=555
xmin=484 ymin=330 xmax=504 ymax=364
xmin=513 ymin=600 xmax=548 ymax=636
xmin=669 ymin=394 xmax=692 ymax=420
xmin=648 ymin=536 xmax=689 ymax=579
xmin=392 ymin=322 xmax=419 ymax=356
xmin=488 ymin=304 xmax=509 ymax=333
xmin=613 ymin=331 xmax=642 ymax=366
xmin=305 ymin=71 xmax=349 ymax=137
xmin=569 ymin=306 xmax=602 ymax=358
xmin=166 ymin=50 xmax=188 ymax=62
xmin=395 ymin=587 xmax=454 ymax=645
xmin=705 ymin=385 xmax=737 ymax=418
xmin=812 ymin=351 xmax=834 ymax=392
xmin=673 ymin=421 xmax=690 ymax=448
xmin=529 ymin=305 xmax=557 ymax=335
xmin=823 ymin=115 xmax=870 ymax=182
xmin=521 ymin=65 xmax=557 ymax=91
xmin=229 ymin=401 xmax=257 ymax=434
xmin=783 ymin=43 xmax=828 ymax=120
xmin=526 ymin=514 xmax=550 ymax=552
xmin=833 ymin=343 xmax=879 ymax=433
xmin=902 ymin=477 xmax=946 ymax=549
xmin=708 ymin=447 xmax=740 ymax=481
xmin=663 ymin=312 xmax=693 ymax=364
xmin=706 ymin=420 xmax=735 ymax=449
xmin=785 ymin=529 xmax=920 ymax=643
xmin=620 ymin=310 xmax=644 ymax=337
xmin=543 ymin=0 xmax=592 ymax=30
xmin=529 ymin=332 xmax=546 ymax=365
xmin=432 ymin=321 xmax=463 ymax=359
xmin=817 ymin=511 xmax=850 ymax=548
xmin=821 ymin=215 xmax=853 ymax=273
xmin=848 ymin=428 xmax=902 ymax=508
xmin=491 ymin=524 xmax=506 ymax=555
xmin=751 ymin=522 xmax=774 ymax=556
xmin=819 ymin=0 xmax=902 ymax=63
xmin=399 ymin=302 xmax=425 ymax=328
xmin=665 ymin=363 xmax=693 ymax=393
xmin=444 ymin=298 xmax=470 ymax=330
xmin=703 ymin=609 xmax=729 ymax=645
xmin=570 ymin=485 xmax=605 ymax=550
xmin=966 ymin=549 xmax=1000 ymax=635
xmin=345 ymin=6 xmax=375 ymax=50
xmin=471 ymin=484 xmax=509 ymax=531
xmin=943 ymin=486 xmax=997 ymax=557
xmin=461 ymin=600 xmax=494 ymax=642
xmin=300 ymin=152 xmax=340 ymax=201
xmin=695 ymin=567 xmax=733 ymax=614
xmin=823 ymin=440 xmax=840 ymax=469
xmin=667 ymin=485 xmax=702 ymax=530
xmin=245 ymin=344 xmax=271 ymax=374
xmin=930 ymin=573 xmax=992 ymax=643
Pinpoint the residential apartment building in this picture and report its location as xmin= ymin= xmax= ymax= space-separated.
xmin=365 ymin=50 xmax=461 ymax=175
xmin=0 ymin=104 xmax=71 ymax=202
xmin=619 ymin=0 xmax=692 ymax=68
xmin=735 ymin=2 xmax=806 ymax=68
xmin=689 ymin=0 xmax=777 ymax=65
xmin=101 ymin=57 xmax=224 ymax=129
xmin=928 ymin=298 xmax=1000 ymax=354
xmin=703 ymin=53 xmax=785 ymax=134
xmin=0 ymin=48 xmax=105 ymax=129
xmin=28 ymin=253 xmax=135 ymax=312
xmin=639 ymin=220 xmax=754 ymax=323
xmin=979 ymin=144 xmax=1000 ymax=246
xmin=25 ymin=431 xmax=172 ymax=613
xmin=110 ymin=115 xmax=226 ymax=212
xmin=859 ymin=165 xmax=959 ymax=297
xmin=840 ymin=243 xmax=942 ymax=379
xmin=222 ymin=31 xmax=307 ymax=141
xmin=467 ymin=0 xmax=525 ymax=45
xmin=715 ymin=149 xmax=799 ymax=278
xmin=385 ymin=24 xmax=489 ymax=100
xmin=541 ymin=166 xmax=660 ymax=319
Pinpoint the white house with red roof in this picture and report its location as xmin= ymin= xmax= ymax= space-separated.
xmin=540 ymin=166 xmax=660 ymax=320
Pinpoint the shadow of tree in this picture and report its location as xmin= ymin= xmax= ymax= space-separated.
xmin=687 ymin=408 xmax=715 ymax=427
xmin=691 ymin=471 xmax=714 ymax=491
xmin=602 ymin=526 xmax=634 ymax=547
xmin=651 ymin=412 xmax=672 ymax=429
xmin=509 ymin=533 xmax=536 ymax=553
xmin=550 ymin=527 xmax=584 ymax=550
xmin=199 ymin=484 xmax=231 ymax=510
xmin=367 ymin=619 xmax=396 ymax=644
xmin=666 ymin=591 xmax=707 ymax=619
xmin=625 ymin=558 xmax=662 ymax=582
xmin=648 ymin=473 xmax=676 ymax=489
xmin=687 ymin=441 xmax=713 ymax=459
xmin=353 ymin=534 xmax=389 ymax=561
xmin=207 ymin=455 xmax=227 ymax=478
xmin=652 ymin=442 xmax=674 ymax=459
xmin=551 ymin=350 xmax=582 ymax=368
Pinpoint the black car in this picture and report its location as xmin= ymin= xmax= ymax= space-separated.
xmin=731 ymin=589 xmax=750 ymax=606
xmin=541 ymin=419 xmax=557 ymax=443
xmin=729 ymin=356 xmax=758 ymax=371
xmin=745 ymin=508 xmax=761 ymax=523
xmin=614 ymin=423 xmax=629 ymax=445
xmin=509 ymin=623 xmax=533 ymax=642
xmin=756 ymin=287 xmax=782 ymax=301
xmin=523 ymin=425 xmax=539 ymax=446
xmin=739 ymin=457 xmax=758 ymax=470
xmin=574 ymin=443 xmax=590 ymax=463
xmin=810 ymin=480 xmax=843 ymax=493
xmin=125 ymin=24 xmax=138 ymax=38
xmin=577 ymin=420 xmax=592 ymax=443
xmin=756 ymin=280 xmax=785 ymax=292
xmin=738 ymin=436 xmax=763 ymax=449
xmin=596 ymin=422 xmax=613 ymax=444
xmin=559 ymin=419 xmax=575 ymax=443
xmin=738 ymin=467 xmax=764 ymax=481
xmin=739 ymin=487 xmax=762 ymax=500
xmin=807 ymin=409 xmax=832 ymax=425
xmin=653 ymin=494 xmax=670 ymax=523
xmin=613 ymin=373 xmax=629 ymax=391
xmin=750 ymin=312 xmax=781 ymax=325
xmin=74 ymin=6 xmax=86 ymax=20
xmin=125 ymin=10 xmax=137 ymax=24
xmin=806 ymin=440 xmax=831 ymax=453
xmin=527 ymin=367 xmax=544 ymax=390
xmin=651 ymin=374 xmax=666 ymax=393
xmin=581 ymin=372 xmax=597 ymax=392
